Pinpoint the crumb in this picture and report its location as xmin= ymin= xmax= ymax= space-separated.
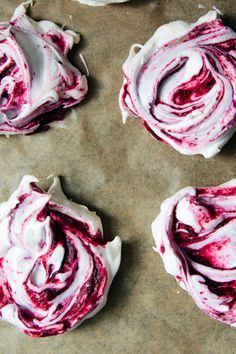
xmin=198 ymin=3 xmax=205 ymax=9
xmin=79 ymin=53 xmax=90 ymax=77
xmin=70 ymin=109 xmax=78 ymax=123
xmin=46 ymin=174 xmax=54 ymax=179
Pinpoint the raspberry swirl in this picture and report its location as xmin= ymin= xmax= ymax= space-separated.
xmin=119 ymin=11 xmax=236 ymax=158
xmin=0 ymin=1 xmax=87 ymax=135
xmin=152 ymin=180 xmax=236 ymax=326
xmin=0 ymin=176 xmax=121 ymax=337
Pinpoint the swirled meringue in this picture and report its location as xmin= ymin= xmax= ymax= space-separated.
xmin=119 ymin=11 xmax=236 ymax=158
xmin=75 ymin=0 xmax=129 ymax=6
xmin=0 ymin=1 xmax=87 ymax=134
xmin=152 ymin=179 xmax=236 ymax=326
xmin=0 ymin=175 xmax=121 ymax=337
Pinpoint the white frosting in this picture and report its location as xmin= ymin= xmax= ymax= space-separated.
xmin=0 ymin=175 xmax=121 ymax=336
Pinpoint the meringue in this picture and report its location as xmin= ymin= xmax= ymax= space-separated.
xmin=0 ymin=1 xmax=87 ymax=134
xmin=152 ymin=180 xmax=236 ymax=326
xmin=119 ymin=11 xmax=236 ymax=158
xmin=75 ymin=0 xmax=129 ymax=6
xmin=0 ymin=176 xmax=121 ymax=337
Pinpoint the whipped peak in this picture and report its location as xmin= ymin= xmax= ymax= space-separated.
xmin=119 ymin=11 xmax=236 ymax=158
xmin=0 ymin=176 xmax=121 ymax=337
xmin=0 ymin=2 xmax=87 ymax=134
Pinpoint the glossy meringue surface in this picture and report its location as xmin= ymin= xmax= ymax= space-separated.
xmin=0 ymin=1 xmax=87 ymax=135
xmin=0 ymin=176 xmax=121 ymax=337
xmin=152 ymin=180 xmax=236 ymax=326
xmin=120 ymin=11 xmax=236 ymax=158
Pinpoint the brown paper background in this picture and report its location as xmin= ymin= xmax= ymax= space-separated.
xmin=0 ymin=0 xmax=235 ymax=353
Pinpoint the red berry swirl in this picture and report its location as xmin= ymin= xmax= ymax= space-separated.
xmin=0 ymin=176 xmax=121 ymax=337
xmin=0 ymin=1 xmax=87 ymax=135
xmin=152 ymin=180 xmax=236 ymax=326
xmin=119 ymin=11 xmax=236 ymax=158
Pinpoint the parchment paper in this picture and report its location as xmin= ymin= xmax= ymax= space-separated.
xmin=0 ymin=0 xmax=235 ymax=353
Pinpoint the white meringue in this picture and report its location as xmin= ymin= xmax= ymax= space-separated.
xmin=75 ymin=0 xmax=129 ymax=6
xmin=0 ymin=175 xmax=121 ymax=336
xmin=152 ymin=180 xmax=236 ymax=326
xmin=120 ymin=11 xmax=236 ymax=158
xmin=0 ymin=1 xmax=87 ymax=134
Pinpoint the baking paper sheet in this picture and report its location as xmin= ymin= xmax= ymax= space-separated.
xmin=0 ymin=0 xmax=235 ymax=353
